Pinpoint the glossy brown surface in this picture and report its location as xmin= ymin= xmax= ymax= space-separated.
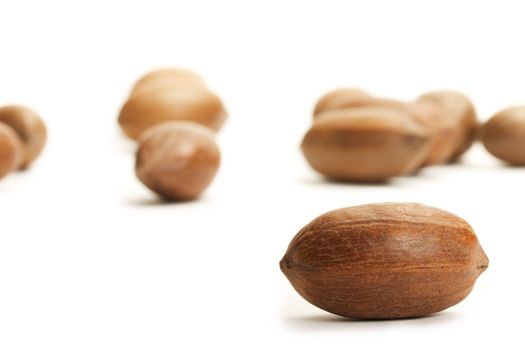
xmin=135 ymin=121 xmax=221 ymax=200
xmin=301 ymin=107 xmax=431 ymax=181
xmin=313 ymin=88 xmax=370 ymax=116
xmin=119 ymin=88 xmax=227 ymax=139
xmin=0 ymin=122 xmax=23 ymax=179
xmin=129 ymin=68 xmax=206 ymax=97
xmin=418 ymin=90 xmax=477 ymax=160
xmin=0 ymin=105 xmax=47 ymax=169
xmin=280 ymin=203 xmax=489 ymax=319
xmin=481 ymin=106 xmax=525 ymax=165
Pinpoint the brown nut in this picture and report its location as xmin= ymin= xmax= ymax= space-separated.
xmin=301 ymin=107 xmax=431 ymax=182
xmin=280 ymin=202 xmax=489 ymax=319
xmin=0 ymin=122 xmax=23 ymax=179
xmin=0 ymin=105 xmax=47 ymax=169
xmin=315 ymin=97 xmax=461 ymax=166
xmin=408 ymin=100 xmax=462 ymax=165
xmin=313 ymin=88 xmax=370 ymax=116
xmin=418 ymin=90 xmax=478 ymax=160
xmin=119 ymin=88 xmax=227 ymax=139
xmin=129 ymin=68 xmax=207 ymax=98
xmin=481 ymin=106 xmax=525 ymax=165
xmin=135 ymin=121 xmax=220 ymax=200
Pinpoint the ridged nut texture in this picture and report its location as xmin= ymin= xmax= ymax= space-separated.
xmin=0 ymin=105 xmax=47 ymax=169
xmin=280 ymin=203 xmax=489 ymax=319
xmin=119 ymin=88 xmax=227 ymax=139
xmin=301 ymin=107 xmax=431 ymax=181
xmin=481 ymin=106 xmax=525 ymax=165
xmin=135 ymin=121 xmax=220 ymax=200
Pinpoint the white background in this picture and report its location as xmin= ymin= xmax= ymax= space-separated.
xmin=0 ymin=0 xmax=523 ymax=348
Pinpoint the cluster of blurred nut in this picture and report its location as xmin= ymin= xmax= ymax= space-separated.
xmin=0 ymin=105 xmax=46 ymax=181
xmin=118 ymin=68 xmax=227 ymax=200
xmin=302 ymin=88 xmax=477 ymax=181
